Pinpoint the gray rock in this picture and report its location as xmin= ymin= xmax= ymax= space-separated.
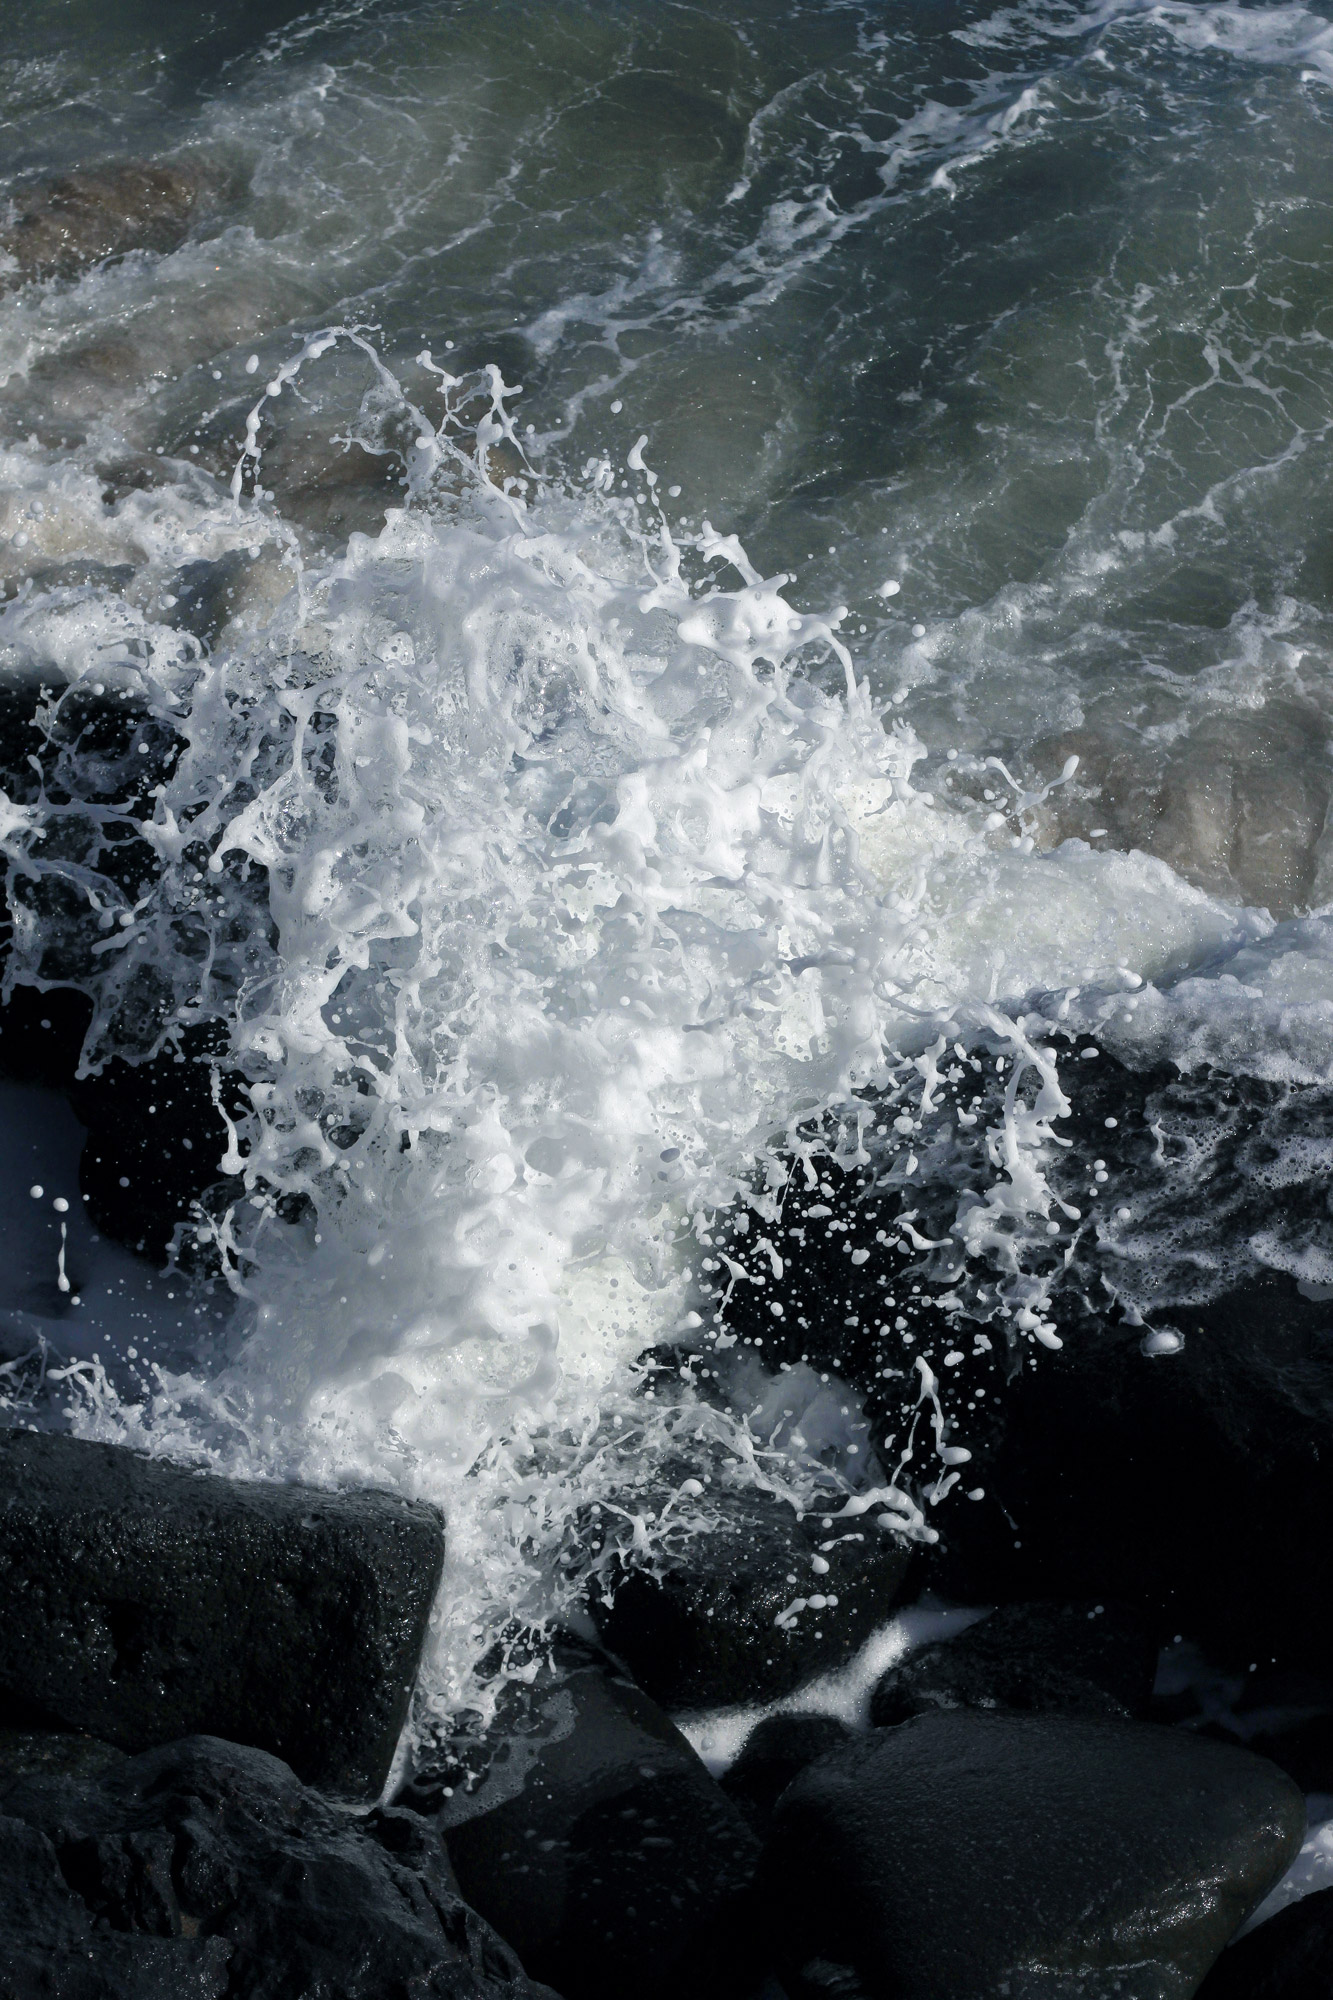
xmin=590 ymin=1486 xmax=912 ymax=1710
xmin=869 ymin=1599 xmax=1158 ymax=1727
xmin=0 ymin=1430 xmax=443 ymax=1797
xmin=762 ymin=1710 xmax=1305 ymax=2000
xmin=405 ymin=1639 xmax=760 ymax=2000
xmin=0 ymin=1732 xmax=554 ymax=1999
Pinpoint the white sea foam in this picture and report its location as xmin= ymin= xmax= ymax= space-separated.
xmin=0 ymin=332 xmax=1291 ymax=1731
xmin=3 ymin=0 xmax=1333 ymax=1740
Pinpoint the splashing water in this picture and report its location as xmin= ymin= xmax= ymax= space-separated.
xmin=0 ymin=326 xmax=1270 ymax=1726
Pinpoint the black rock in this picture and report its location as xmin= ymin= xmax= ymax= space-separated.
xmin=70 ymin=1025 xmax=248 ymax=1263
xmin=409 ymin=1640 xmax=761 ymax=2000
xmin=1195 ymin=1889 xmax=1333 ymax=2000
xmin=0 ymin=1726 xmax=127 ymax=1785
xmin=0 ymin=669 xmax=263 ymax=1263
xmin=590 ymin=1486 xmax=912 ymax=1710
xmin=915 ymin=1273 xmax=1333 ymax=1680
xmin=0 ymin=1806 xmax=231 ymax=2000
xmin=720 ymin=1712 xmax=852 ymax=1825
xmin=762 ymin=1710 xmax=1304 ymax=2000
xmin=0 ymin=1732 xmax=555 ymax=1999
xmin=1246 ymin=1713 xmax=1333 ymax=1792
xmin=706 ymin=1048 xmax=1333 ymax=1687
xmin=869 ymin=1599 xmax=1158 ymax=1728
xmin=0 ymin=1429 xmax=443 ymax=1797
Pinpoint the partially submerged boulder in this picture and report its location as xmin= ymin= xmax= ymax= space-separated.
xmin=0 ymin=1732 xmax=555 ymax=1999
xmin=590 ymin=1485 xmax=912 ymax=1710
xmin=762 ymin=1710 xmax=1304 ymax=2000
xmin=0 ymin=161 xmax=206 ymax=286
xmin=0 ymin=1430 xmax=444 ymax=1797
xmin=406 ymin=1640 xmax=760 ymax=2000
xmin=869 ymin=1598 xmax=1158 ymax=1727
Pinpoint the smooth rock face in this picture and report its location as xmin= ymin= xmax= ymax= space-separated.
xmin=1195 ymin=1888 xmax=1333 ymax=1999
xmin=0 ymin=1733 xmax=553 ymax=2000
xmin=590 ymin=1486 xmax=912 ymax=1710
xmin=0 ymin=1430 xmax=444 ymax=1797
xmin=763 ymin=1711 xmax=1305 ymax=2000
xmin=409 ymin=1642 xmax=760 ymax=2000
xmin=870 ymin=1600 xmax=1158 ymax=1728
xmin=720 ymin=1712 xmax=853 ymax=1826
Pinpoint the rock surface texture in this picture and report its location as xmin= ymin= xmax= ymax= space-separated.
xmin=0 ymin=1430 xmax=444 ymax=1796
xmin=590 ymin=1485 xmax=912 ymax=1709
xmin=762 ymin=1710 xmax=1305 ymax=2000
xmin=0 ymin=1732 xmax=556 ymax=1999
xmin=869 ymin=1599 xmax=1158 ymax=1727
xmin=408 ymin=1641 xmax=759 ymax=2000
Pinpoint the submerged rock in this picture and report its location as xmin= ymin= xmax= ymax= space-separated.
xmin=1195 ymin=1888 xmax=1333 ymax=1999
xmin=719 ymin=1712 xmax=852 ymax=1827
xmin=590 ymin=1485 xmax=912 ymax=1710
xmin=0 ymin=1732 xmax=555 ymax=1999
xmin=0 ymin=161 xmax=206 ymax=286
xmin=405 ymin=1639 xmax=760 ymax=2000
xmin=0 ymin=1430 xmax=443 ymax=1797
xmin=869 ymin=1599 xmax=1158 ymax=1727
xmin=762 ymin=1710 xmax=1304 ymax=2000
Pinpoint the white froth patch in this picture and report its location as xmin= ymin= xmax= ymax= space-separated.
xmin=678 ymin=1600 xmax=991 ymax=1776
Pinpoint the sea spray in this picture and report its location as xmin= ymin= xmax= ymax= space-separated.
xmin=0 ymin=331 xmax=1277 ymax=1735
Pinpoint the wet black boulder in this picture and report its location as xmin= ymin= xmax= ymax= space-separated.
xmin=590 ymin=1485 xmax=912 ymax=1710
xmin=720 ymin=1712 xmax=852 ymax=1826
xmin=0 ymin=1732 xmax=555 ymax=1999
xmin=0 ymin=1429 xmax=443 ymax=1797
xmin=406 ymin=1639 xmax=760 ymax=2000
xmin=870 ymin=1599 xmax=1158 ymax=1727
xmin=1195 ymin=1890 xmax=1333 ymax=2000
xmin=762 ymin=1709 xmax=1304 ymax=2000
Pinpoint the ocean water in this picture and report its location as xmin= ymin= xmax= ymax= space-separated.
xmin=3 ymin=0 xmax=1333 ymax=1737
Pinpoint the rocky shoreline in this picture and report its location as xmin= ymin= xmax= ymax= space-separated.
xmin=3 ymin=571 xmax=1333 ymax=2000
xmin=3 ymin=144 xmax=1333 ymax=2000
xmin=0 ymin=1423 xmax=1329 ymax=1999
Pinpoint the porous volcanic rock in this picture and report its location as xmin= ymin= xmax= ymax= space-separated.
xmin=404 ymin=1639 xmax=760 ymax=2000
xmin=590 ymin=1484 xmax=912 ymax=1710
xmin=869 ymin=1599 xmax=1158 ymax=1727
xmin=0 ymin=1732 xmax=556 ymax=1999
xmin=762 ymin=1709 xmax=1304 ymax=2000
xmin=0 ymin=1429 xmax=443 ymax=1797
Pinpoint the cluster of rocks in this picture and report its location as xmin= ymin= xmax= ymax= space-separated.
xmin=6 ymin=130 xmax=1333 ymax=2000
xmin=0 ymin=1426 xmax=1323 ymax=1999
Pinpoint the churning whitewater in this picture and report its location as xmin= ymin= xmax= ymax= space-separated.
xmin=5 ymin=0 xmax=1333 ymax=1740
